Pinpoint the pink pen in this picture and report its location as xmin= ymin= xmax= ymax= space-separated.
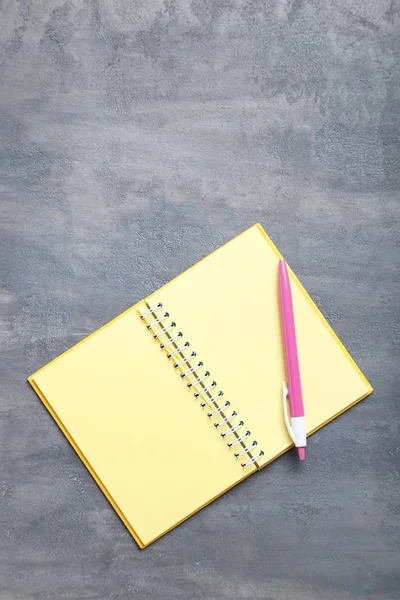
xmin=278 ymin=259 xmax=306 ymax=460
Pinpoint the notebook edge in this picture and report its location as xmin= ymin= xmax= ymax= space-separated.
xmin=27 ymin=375 xmax=146 ymax=550
xmin=255 ymin=222 xmax=373 ymax=392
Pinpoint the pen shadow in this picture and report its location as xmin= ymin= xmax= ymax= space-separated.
xmin=284 ymin=448 xmax=308 ymax=472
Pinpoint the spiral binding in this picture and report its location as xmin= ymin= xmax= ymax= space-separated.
xmin=139 ymin=302 xmax=264 ymax=468
xmin=200 ymin=391 xmax=223 ymax=407
xmin=207 ymin=401 xmax=230 ymax=417
xmin=194 ymin=382 xmax=217 ymax=398
xmin=180 ymin=362 xmax=203 ymax=377
xmin=227 ymin=430 xmax=250 ymax=447
xmin=146 ymin=312 xmax=169 ymax=329
xmin=154 ymin=322 xmax=176 ymax=339
xmin=174 ymin=352 xmax=196 ymax=368
xmin=187 ymin=371 xmax=210 ymax=388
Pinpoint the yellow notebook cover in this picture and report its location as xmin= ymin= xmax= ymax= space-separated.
xmin=28 ymin=224 xmax=372 ymax=548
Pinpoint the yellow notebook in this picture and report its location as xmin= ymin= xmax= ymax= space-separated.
xmin=28 ymin=224 xmax=372 ymax=548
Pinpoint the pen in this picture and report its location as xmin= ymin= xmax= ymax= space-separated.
xmin=278 ymin=259 xmax=306 ymax=460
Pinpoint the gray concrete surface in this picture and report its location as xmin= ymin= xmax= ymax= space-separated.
xmin=1 ymin=1 xmax=399 ymax=599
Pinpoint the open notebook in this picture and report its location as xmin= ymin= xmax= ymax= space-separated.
xmin=28 ymin=224 xmax=372 ymax=548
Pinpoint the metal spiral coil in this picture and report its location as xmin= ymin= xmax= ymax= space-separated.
xmin=138 ymin=302 xmax=263 ymax=468
xmin=200 ymin=391 xmax=223 ymax=407
xmin=241 ymin=451 xmax=265 ymax=468
xmin=174 ymin=352 xmax=196 ymax=368
xmin=207 ymin=401 xmax=230 ymax=418
xmin=187 ymin=371 xmax=210 ymax=388
xmin=180 ymin=361 xmax=203 ymax=377
xmin=146 ymin=312 xmax=169 ymax=329
xmin=154 ymin=322 xmax=176 ymax=339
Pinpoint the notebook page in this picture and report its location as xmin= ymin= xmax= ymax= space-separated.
xmin=147 ymin=225 xmax=372 ymax=469
xmin=30 ymin=307 xmax=254 ymax=548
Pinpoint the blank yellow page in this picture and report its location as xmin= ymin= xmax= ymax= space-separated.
xmin=30 ymin=308 xmax=254 ymax=548
xmin=146 ymin=224 xmax=372 ymax=469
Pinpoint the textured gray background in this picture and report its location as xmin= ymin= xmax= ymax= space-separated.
xmin=1 ymin=1 xmax=399 ymax=599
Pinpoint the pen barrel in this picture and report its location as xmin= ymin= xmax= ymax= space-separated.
xmin=279 ymin=261 xmax=304 ymax=417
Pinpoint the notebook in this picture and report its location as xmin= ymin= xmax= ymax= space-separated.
xmin=28 ymin=224 xmax=373 ymax=548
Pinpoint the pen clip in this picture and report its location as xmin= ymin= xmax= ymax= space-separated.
xmin=283 ymin=382 xmax=295 ymax=443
